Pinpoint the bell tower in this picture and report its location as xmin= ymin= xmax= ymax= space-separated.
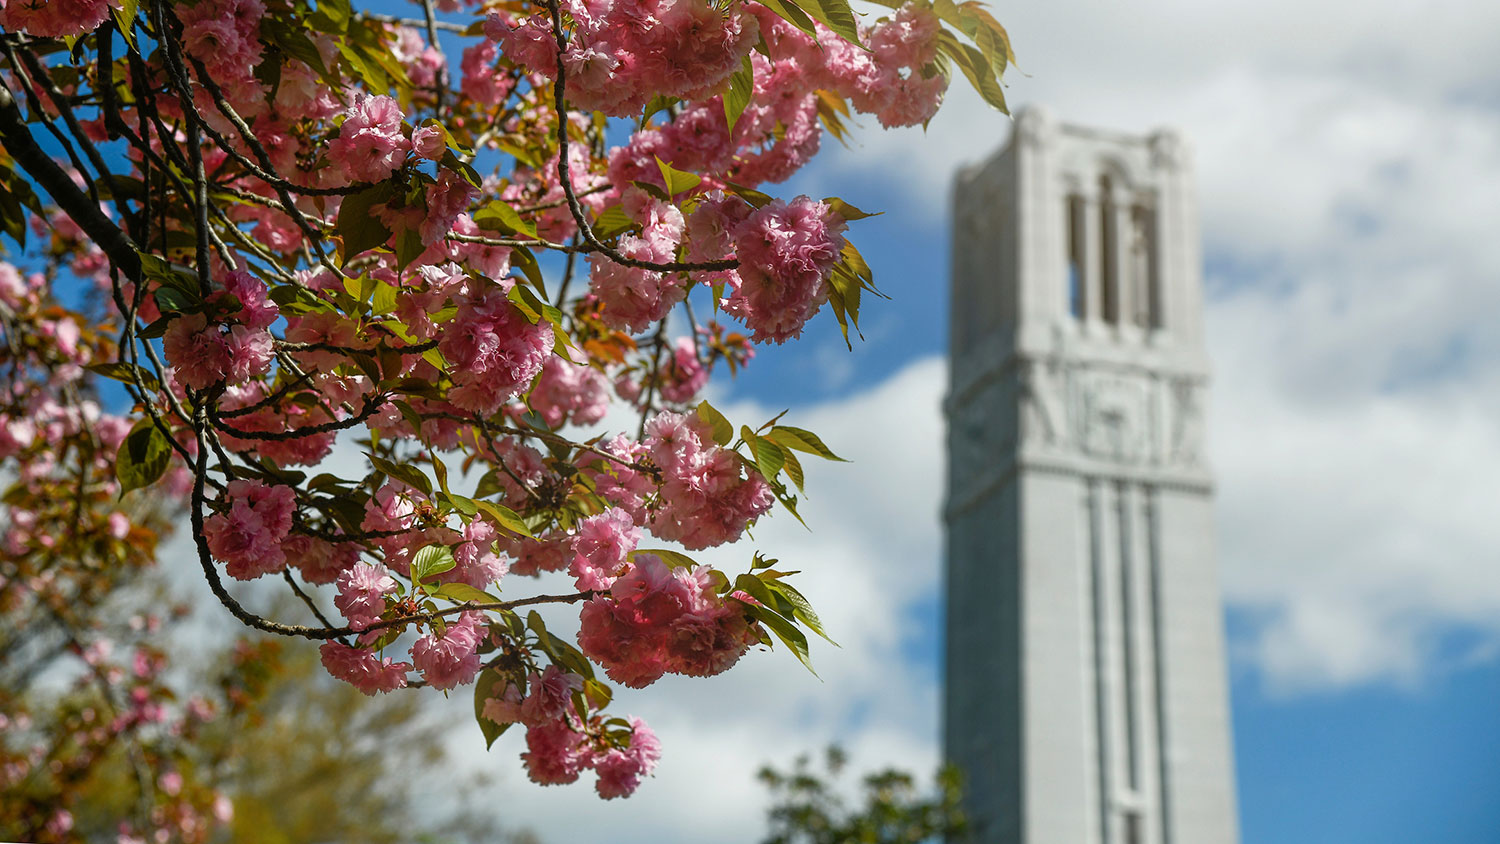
xmin=944 ymin=106 xmax=1238 ymax=844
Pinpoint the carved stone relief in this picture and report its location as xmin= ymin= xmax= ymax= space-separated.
xmin=1166 ymin=377 xmax=1205 ymax=467
xmin=1018 ymin=357 xmax=1067 ymax=449
xmin=1079 ymin=373 xmax=1149 ymax=465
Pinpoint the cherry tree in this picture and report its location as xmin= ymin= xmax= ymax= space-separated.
xmin=0 ymin=0 xmax=1011 ymax=835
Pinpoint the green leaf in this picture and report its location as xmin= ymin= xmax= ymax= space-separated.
xmin=526 ymin=611 xmax=596 ymax=680
xmin=112 ymin=0 xmax=139 ymax=47
xmin=768 ymin=426 xmax=847 ymax=461
xmin=826 ymin=263 xmax=863 ymax=347
xmin=750 ymin=433 xmax=785 ymax=483
xmin=115 ymin=419 xmax=172 ymax=494
xmin=473 ymin=470 xmax=504 ymax=500
xmin=799 ymin=0 xmax=863 ymax=46
xmin=440 ymin=148 xmax=484 ymax=188
xmin=475 ymin=500 xmax=533 ymax=538
xmin=442 ymin=493 xmax=480 ymax=517
xmin=138 ymin=253 xmax=201 ymax=300
xmin=474 ymin=667 xmax=515 ymax=749
xmin=639 ymin=95 xmax=680 ymax=127
xmin=431 ymin=582 xmax=501 ymax=604
xmin=266 ymin=19 xmax=330 ymax=76
xmin=722 ymin=181 xmax=774 ymax=209
xmin=312 ymin=0 xmax=352 ymax=31
xmin=754 ymin=0 xmax=818 ymax=37
xmin=473 ymin=200 xmax=538 ymax=238
xmin=628 ymin=548 xmax=700 ymax=570
xmin=370 ymin=280 xmax=398 ymax=316
xmin=153 ymin=286 xmax=195 ymax=313
xmin=723 ymin=53 xmax=755 ymax=134
xmin=369 ymin=454 xmax=433 ymax=496
xmin=776 ymin=442 xmax=805 ymax=492
xmin=86 ymin=362 xmax=160 ymax=393
xmin=336 ymin=183 xmax=395 ymax=264
xmin=742 ymin=599 xmax=818 ymax=677
xmin=337 ymin=41 xmax=388 ymax=91
xmin=822 ymin=197 xmax=881 ymax=221
xmin=936 ymin=31 xmax=1008 ymax=113
xmin=137 ymin=316 xmax=171 ymax=340
xmin=763 ymin=577 xmax=836 ymax=645
xmin=510 ymin=246 xmax=548 ymax=295
xmin=410 ymin=544 xmax=457 ymax=586
xmin=654 ymin=156 xmax=702 ymax=197
xmin=734 ymin=572 xmax=790 ymax=616
xmin=695 ymin=400 xmax=733 ymax=446
xmin=507 ymin=284 xmax=563 ymax=328
xmin=592 ymin=205 xmax=634 ymax=239
xmin=583 ymin=678 xmax=612 ymax=710
xmin=630 ymin=180 xmax=671 ymax=203
xmin=392 ymin=226 xmax=425 ymax=274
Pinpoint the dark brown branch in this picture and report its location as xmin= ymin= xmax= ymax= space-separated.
xmin=210 ymin=395 xmax=387 ymax=441
xmin=0 ymin=86 xmax=142 ymax=283
xmin=340 ymin=591 xmax=599 ymax=639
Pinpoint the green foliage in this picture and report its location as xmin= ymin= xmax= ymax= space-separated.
xmin=760 ymin=747 xmax=969 ymax=844
xmin=115 ymin=419 xmax=172 ymax=494
xmin=724 ymin=54 xmax=756 ymax=133
xmin=199 ymin=641 xmax=532 ymax=844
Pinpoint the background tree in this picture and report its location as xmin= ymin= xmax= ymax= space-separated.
xmin=760 ymin=747 xmax=968 ymax=844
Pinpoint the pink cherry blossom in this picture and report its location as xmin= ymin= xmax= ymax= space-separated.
xmin=411 ymin=125 xmax=447 ymax=161
xmin=570 ymin=507 xmax=640 ymax=591
xmin=578 ymin=556 xmax=759 ymax=687
xmin=410 ymin=611 xmax=485 ymax=690
xmin=728 ymin=197 xmax=846 ymax=344
xmin=529 ymin=357 xmax=610 ymax=428
xmin=594 ymin=717 xmax=661 ymax=799
xmin=334 ymin=564 xmax=396 ymax=630
xmin=203 ymin=480 xmax=296 ymax=580
xmin=440 ymin=286 xmax=553 ymax=414
xmin=327 ymin=95 xmax=411 ymax=183
xmin=319 ymin=642 xmax=410 ymax=695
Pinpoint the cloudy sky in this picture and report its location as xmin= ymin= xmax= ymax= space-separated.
xmin=424 ymin=0 xmax=1500 ymax=841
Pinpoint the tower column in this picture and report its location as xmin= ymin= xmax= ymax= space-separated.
xmin=947 ymin=110 xmax=1236 ymax=844
xmin=1113 ymin=201 xmax=1134 ymax=334
xmin=1080 ymin=185 xmax=1103 ymax=327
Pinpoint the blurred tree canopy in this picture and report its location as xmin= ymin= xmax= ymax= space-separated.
xmin=758 ymin=746 xmax=967 ymax=844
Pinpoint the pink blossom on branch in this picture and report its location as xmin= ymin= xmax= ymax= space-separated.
xmin=594 ymin=716 xmax=661 ymax=799
xmin=728 ymin=197 xmax=848 ymax=344
xmin=327 ymin=94 xmax=411 ymax=183
xmin=410 ymin=611 xmax=486 ymax=690
xmin=440 ymin=286 xmax=554 ymax=414
xmin=578 ymin=555 xmax=760 ymax=687
xmin=320 ymin=642 xmax=411 ymax=695
xmin=203 ymin=480 xmax=295 ymax=580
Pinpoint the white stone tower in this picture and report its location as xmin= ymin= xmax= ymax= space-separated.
xmin=943 ymin=107 xmax=1239 ymax=844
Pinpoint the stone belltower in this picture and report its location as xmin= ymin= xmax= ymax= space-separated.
xmin=943 ymin=107 xmax=1239 ymax=844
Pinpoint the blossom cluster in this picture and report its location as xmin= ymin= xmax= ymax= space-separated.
xmin=0 ymin=0 xmax=1009 ymax=817
xmin=484 ymin=666 xmax=662 ymax=798
xmin=162 ymin=271 xmax=279 ymax=391
xmin=579 ymin=555 xmax=760 ymax=687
